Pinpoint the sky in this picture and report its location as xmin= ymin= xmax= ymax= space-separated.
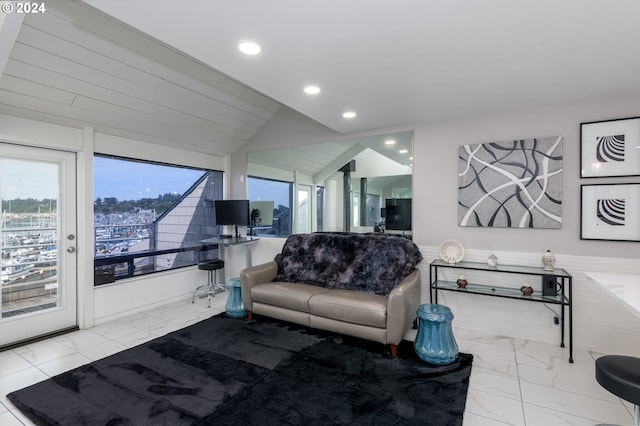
xmin=247 ymin=176 xmax=290 ymax=207
xmin=1 ymin=158 xmax=58 ymax=200
xmin=94 ymin=157 xmax=205 ymax=201
xmin=2 ymin=156 xmax=287 ymax=205
xmin=1 ymin=157 xmax=204 ymax=202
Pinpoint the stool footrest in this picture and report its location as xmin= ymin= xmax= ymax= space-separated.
xmin=192 ymin=261 xmax=225 ymax=308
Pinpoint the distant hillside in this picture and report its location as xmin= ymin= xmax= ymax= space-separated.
xmin=94 ymin=193 xmax=182 ymax=215
xmin=2 ymin=193 xmax=182 ymax=215
xmin=2 ymin=198 xmax=56 ymax=214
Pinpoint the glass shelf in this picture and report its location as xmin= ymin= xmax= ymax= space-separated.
xmin=430 ymin=259 xmax=571 ymax=278
xmin=432 ymin=280 xmax=567 ymax=305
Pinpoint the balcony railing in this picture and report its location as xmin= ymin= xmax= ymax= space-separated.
xmin=94 ymin=242 xmax=218 ymax=285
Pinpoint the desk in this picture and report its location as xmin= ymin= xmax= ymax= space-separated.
xmin=200 ymin=237 xmax=259 ymax=281
xmin=585 ymin=272 xmax=640 ymax=318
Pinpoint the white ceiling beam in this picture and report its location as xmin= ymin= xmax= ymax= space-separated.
xmin=313 ymin=144 xmax=367 ymax=185
xmin=0 ymin=12 xmax=25 ymax=78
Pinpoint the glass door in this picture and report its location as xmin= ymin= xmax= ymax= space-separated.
xmin=0 ymin=143 xmax=77 ymax=347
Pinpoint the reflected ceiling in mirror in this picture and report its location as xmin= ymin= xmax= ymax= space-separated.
xmin=247 ymin=131 xmax=413 ymax=184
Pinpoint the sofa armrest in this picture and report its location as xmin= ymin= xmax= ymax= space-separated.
xmin=240 ymin=260 xmax=278 ymax=311
xmin=386 ymin=269 xmax=421 ymax=345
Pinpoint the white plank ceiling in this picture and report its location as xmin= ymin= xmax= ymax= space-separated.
xmin=0 ymin=1 xmax=282 ymax=156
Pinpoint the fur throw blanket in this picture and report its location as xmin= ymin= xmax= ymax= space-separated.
xmin=274 ymin=233 xmax=423 ymax=296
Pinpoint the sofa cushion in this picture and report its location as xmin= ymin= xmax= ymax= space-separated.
xmin=309 ymin=290 xmax=387 ymax=328
xmin=251 ymin=282 xmax=328 ymax=313
xmin=274 ymin=232 xmax=423 ymax=296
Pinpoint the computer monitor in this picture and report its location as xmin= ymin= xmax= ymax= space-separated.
xmin=385 ymin=198 xmax=412 ymax=231
xmin=214 ymin=199 xmax=250 ymax=238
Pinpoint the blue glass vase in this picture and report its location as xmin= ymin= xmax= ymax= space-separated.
xmin=225 ymin=278 xmax=247 ymax=318
xmin=414 ymin=304 xmax=458 ymax=365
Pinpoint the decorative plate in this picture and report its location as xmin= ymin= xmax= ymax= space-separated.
xmin=439 ymin=240 xmax=465 ymax=264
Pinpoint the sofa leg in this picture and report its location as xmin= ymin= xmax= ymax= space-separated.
xmin=247 ymin=311 xmax=253 ymax=320
xmin=390 ymin=344 xmax=398 ymax=358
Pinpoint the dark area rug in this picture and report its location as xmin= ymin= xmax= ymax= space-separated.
xmin=8 ymin=314 xmax=473 ymax=425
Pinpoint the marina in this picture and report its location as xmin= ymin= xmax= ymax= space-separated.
xmin=1 ymin=257 xmax=36 ymax=283
xmin=1 ymin=211 xmax=59 ymax=316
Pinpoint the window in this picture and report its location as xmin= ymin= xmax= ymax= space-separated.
xmin=247 ymin=176 xmax=292 ymax=237
xmin=93 ymin=155 xmax=223 ymax=284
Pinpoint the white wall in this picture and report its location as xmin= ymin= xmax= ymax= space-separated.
xmin=232 ymin=95 xmax=640 ymax=356
xmin=412 ymin=94 xmax=640 ymax=257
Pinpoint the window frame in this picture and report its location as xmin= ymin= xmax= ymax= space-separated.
xmin=93 ymin=154 xmax=223 ymax=285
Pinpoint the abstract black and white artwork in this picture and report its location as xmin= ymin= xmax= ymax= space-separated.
xmin=581 ymin=117 xmax=640 ymax=178
xmin=458 ymin=136 xmax=563 ymax=228
xmin=581 ymin=183 xmax=640 ymax=242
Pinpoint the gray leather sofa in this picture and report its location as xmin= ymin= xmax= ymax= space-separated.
xmin=240 ymin=233 xmax=423 ymax=357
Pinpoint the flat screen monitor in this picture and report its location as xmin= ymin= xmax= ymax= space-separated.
xmin=214 ymin=199 xmax=250 ymax=238
xmin=385 ymin=198 xmax=412 ymax=231
xmin=249 ymin=201 xmax=274 ymax=226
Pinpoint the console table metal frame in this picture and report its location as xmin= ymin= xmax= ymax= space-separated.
xmin=429 ymin=259 xmax=573 ymax=363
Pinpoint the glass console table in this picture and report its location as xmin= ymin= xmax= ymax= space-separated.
xmin=429 ymin=259 xmax=573 ymax=363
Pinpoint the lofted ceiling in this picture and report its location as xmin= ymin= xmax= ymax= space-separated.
xmin=82 ymin=0 xmax=640 ymax=135
xmin=0 ymin=1 xmax=282 ymax=156
xmin=2 ymin=0 xmax=640 ymax=162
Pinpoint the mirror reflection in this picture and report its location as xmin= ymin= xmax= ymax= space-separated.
xmin=247 ymin=131 xmax=413 ymax=237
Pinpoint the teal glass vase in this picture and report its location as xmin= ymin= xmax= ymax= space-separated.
xmin=225 ymin=277 xmax=247 ymax=318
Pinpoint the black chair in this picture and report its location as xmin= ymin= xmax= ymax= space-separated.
xmin=595 ymin=355 xmax=640 ymax=426
xmin=192 ymin=259 xmax=225 ymax=308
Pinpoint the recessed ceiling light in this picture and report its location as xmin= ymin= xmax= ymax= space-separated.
xmin=409 ymin=156 xmax=414 ymax=160
xmin=342 ymin=111 xmax=356 ymax=119
xmin=238 ymin=41 xmax=261 ymax=55
xmin=385 ymin=140 xmax=396 ymax=145
xmin=399 ymin=149 xmax=408 ymax=154
xmin=304 ymin=86 xmax=321 ymax=95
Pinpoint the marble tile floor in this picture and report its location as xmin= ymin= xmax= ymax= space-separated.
xmin=0 ymin=295 xmax=634 ymax=425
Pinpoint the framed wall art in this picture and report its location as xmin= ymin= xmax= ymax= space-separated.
xmin=458 ymin=136 xmax=563 ymax=229
xmin=581 ymin=183 xmax=640 ymax=242
xmin=580 ymin=117 xmax=640 ymax=178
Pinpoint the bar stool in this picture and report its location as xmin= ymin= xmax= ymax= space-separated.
xmin=192 ymin=259 xmax=225 ymax=308
xmin=595 ymin=355 xmax=640 ymax=426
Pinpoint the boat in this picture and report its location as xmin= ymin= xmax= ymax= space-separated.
xmin=39 ymin=249 xmax=57 ymax=262
xmin=1 ymin=258 xmax=35 ymax=284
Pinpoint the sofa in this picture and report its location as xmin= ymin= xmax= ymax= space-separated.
xmin=240 ymin=232 xmax=423 ymax=357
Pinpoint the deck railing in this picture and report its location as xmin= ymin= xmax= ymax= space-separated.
xmin=94 ymin=242 xmax=218 ymax=285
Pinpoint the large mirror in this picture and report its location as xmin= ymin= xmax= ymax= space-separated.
xmin=247 ymin=131 xmax=413 ymax=236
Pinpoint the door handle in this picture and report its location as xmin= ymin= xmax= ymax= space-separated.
xmin=67 ymin=235 xmax=76 ymax=253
